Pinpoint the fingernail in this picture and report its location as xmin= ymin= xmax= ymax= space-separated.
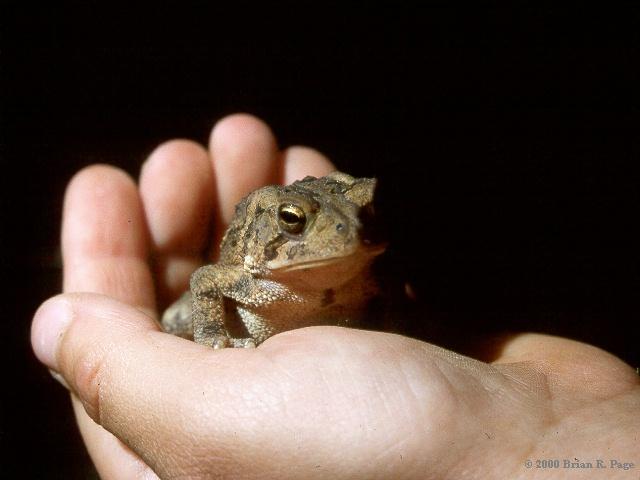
xmin=31 ymin=297 xmax=73 ymax=370
xmin=49 ymin=369 xmax=71 ymax=390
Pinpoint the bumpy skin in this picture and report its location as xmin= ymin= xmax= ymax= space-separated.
xmin=161 ymin=172 xmax=384 ymax=348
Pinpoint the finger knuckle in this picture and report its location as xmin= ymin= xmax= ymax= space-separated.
xmin=65 ymin=335 xmax=109 ymax=424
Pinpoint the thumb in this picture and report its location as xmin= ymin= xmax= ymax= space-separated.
xmin=30 ymin=292 xmax=258 ymax=478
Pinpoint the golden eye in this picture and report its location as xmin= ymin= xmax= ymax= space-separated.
xmin=278 ymin=204 xmax=306 ymax=234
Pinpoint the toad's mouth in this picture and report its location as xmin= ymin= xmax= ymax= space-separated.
xmin=272 ymin=257 xmax=343 ymax=272
xmin=268 ymin=243 xmax=387 ymax=273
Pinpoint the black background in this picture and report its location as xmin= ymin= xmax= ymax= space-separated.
xmin=2 ymin=4 xmax=639 ymax=478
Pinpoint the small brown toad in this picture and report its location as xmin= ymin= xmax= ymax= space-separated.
xmin=161 ymin=171 xmax=384 ymax=348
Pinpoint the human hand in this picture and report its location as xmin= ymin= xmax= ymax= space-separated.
xmin=32 ymin=114 xmax=640 ymax=479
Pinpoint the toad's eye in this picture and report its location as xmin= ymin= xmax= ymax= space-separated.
xmin=278 ymin=204 xmax=306 ymax=234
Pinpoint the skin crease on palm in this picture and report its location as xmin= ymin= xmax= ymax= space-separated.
xmin=31 ymin=114 xmax=639 ymax=479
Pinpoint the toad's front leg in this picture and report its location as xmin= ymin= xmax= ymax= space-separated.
xmin=190 ymin=265 xmax=256 ymax=349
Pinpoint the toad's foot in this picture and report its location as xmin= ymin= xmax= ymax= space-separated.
xmin=202 ymin=335 xmax=257 ymax=349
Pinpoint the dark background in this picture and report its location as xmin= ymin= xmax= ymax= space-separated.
xmin=2 ymin=4 xmax=639 ymax=478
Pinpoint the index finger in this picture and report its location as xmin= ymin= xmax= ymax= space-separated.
xmin=62 ymin=164 xmax=156 ymax=318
